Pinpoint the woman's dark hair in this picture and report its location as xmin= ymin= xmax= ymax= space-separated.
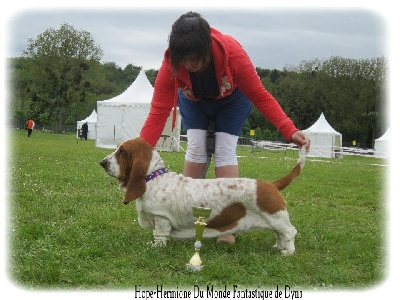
xmin=168 ymin=11 xmax=212 ymax=74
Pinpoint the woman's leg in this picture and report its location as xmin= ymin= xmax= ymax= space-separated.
xmin=215 ymin=165 xmax=239 ymax=178
xmin=212 ymin=89 xmax=252 ymax=244
xmin=183 ymin=160 xmax=207 ymax=178
xmin=183 ymin=129 xmax=208 ymax=178
xmin=214 ymin=132 xmax=240 ymax=177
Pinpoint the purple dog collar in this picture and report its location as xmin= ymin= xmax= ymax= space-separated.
xmin=145 ymin=168 xmax=169 ymax=182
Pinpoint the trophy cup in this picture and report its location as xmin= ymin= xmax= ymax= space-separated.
xmin=187 ymin=206 xmax=212 ymax=271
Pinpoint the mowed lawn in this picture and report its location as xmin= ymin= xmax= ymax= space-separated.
xmin=8 ymin=129 xmax=386 ymax=290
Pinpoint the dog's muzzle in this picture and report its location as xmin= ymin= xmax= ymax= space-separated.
xmin=100 ymin=159 xmax=108 ymax=170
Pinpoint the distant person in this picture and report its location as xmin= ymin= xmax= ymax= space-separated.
xmin=26 ymin=119 xmax=35 ymax=137
xmin=140 ymin=11 xmax=310 ymax=244
xmin=81 ymin=122 xmax=88 ymax=140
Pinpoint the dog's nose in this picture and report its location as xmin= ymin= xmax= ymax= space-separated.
xmin=100 ymin=159 xmax=108 ymax=169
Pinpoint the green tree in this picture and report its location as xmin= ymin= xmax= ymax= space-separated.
xmin=38 ymin=112 xmax=51 ymax=130
xmin=12 ymin=108 xmax=26 ymax=129
xmin=281 ymin=56 xmax=386 ymax=147
xmin=9 ymin=58 xmax=32 ymax=114
xmin=145 ymin=69 xmax=159 ymax=86
xmin=123 ymin=64 xmax=141 ymax=86
xmin=22 ymin=23 xmax=103 ymax=130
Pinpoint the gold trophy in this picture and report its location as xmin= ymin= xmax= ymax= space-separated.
xmin=187 ymin=206 xmax=212 ymax=271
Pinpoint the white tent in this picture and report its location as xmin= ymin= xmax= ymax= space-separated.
xmin=96 ymin=69 xmax=181 ymax=151
xmin=374 ymin=127 xmax=390 ymax=158
xmin=303 ymin=112 xmax=342 ymax=158
xmin=77 ymin=109 xmax=97 ymax=139
xmin=155 ymin=109 xmax=182 ymax=152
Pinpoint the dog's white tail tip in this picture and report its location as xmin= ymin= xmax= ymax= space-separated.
xmin=297 ymin=136 xmax=309 ymax=169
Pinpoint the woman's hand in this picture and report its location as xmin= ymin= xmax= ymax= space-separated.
xmin=291 ymin=131 xmax=311 ymax=152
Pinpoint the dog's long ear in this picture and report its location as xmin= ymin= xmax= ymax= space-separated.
xmin=123 ymin=138 xmax=153 ymax=204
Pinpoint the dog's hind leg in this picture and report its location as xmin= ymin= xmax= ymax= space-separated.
xmin=272 ymin=231 xmax=285 ymax=251
xmin=269 ymin=211 xmax=297 ymax=256
xmin=280 ymin=227 xmax=297 ymax=256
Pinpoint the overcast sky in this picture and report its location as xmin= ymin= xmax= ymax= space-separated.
xmin=6 ymin=8 xmax=386 ymax=71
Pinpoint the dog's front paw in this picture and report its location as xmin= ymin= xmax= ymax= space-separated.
xmin=148 ymin=239 xmax=167 ymax=247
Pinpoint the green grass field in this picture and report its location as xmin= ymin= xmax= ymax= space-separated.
xmin=8 ymin=129 xmax=386 ymax=291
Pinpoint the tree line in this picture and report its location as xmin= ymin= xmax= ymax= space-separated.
xmin=8 ymin=23 xmax=387 ymax=148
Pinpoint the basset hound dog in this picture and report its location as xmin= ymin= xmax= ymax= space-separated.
xmin=100 ymin=137 xmax=308 ymax=255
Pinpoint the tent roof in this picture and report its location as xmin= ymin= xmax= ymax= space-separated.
xmin=303 ymin=112 xmax=341 ymax=135
xmin=78 ymin=109 xmax=97 ymax=123
xmin=375 ymin=127 xmax=390 ymax=141
xmin=99 ymin=69 xmax=153 ymax=104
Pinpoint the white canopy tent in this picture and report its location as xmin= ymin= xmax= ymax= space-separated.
xmin=77 ymin=109 xmax=97 ymax=139
xmin=374 ymin=127 xmax=390 ymax=158
xmin=96 ymin=70 xmax=181 ymax=151
xmin=303 ymin=112 xmax=342 ymax=158
xmin=155 ymin=109 xmax=182 ymax=152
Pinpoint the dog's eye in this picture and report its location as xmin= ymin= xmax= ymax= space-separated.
xmin=119 ymin=148 xmax=126 ymax=155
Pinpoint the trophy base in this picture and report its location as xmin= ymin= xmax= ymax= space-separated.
xmin=186 ymin=264 xmax=203 ymax=271
xmin=187 ymin=251 xmax=203 ymax=271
